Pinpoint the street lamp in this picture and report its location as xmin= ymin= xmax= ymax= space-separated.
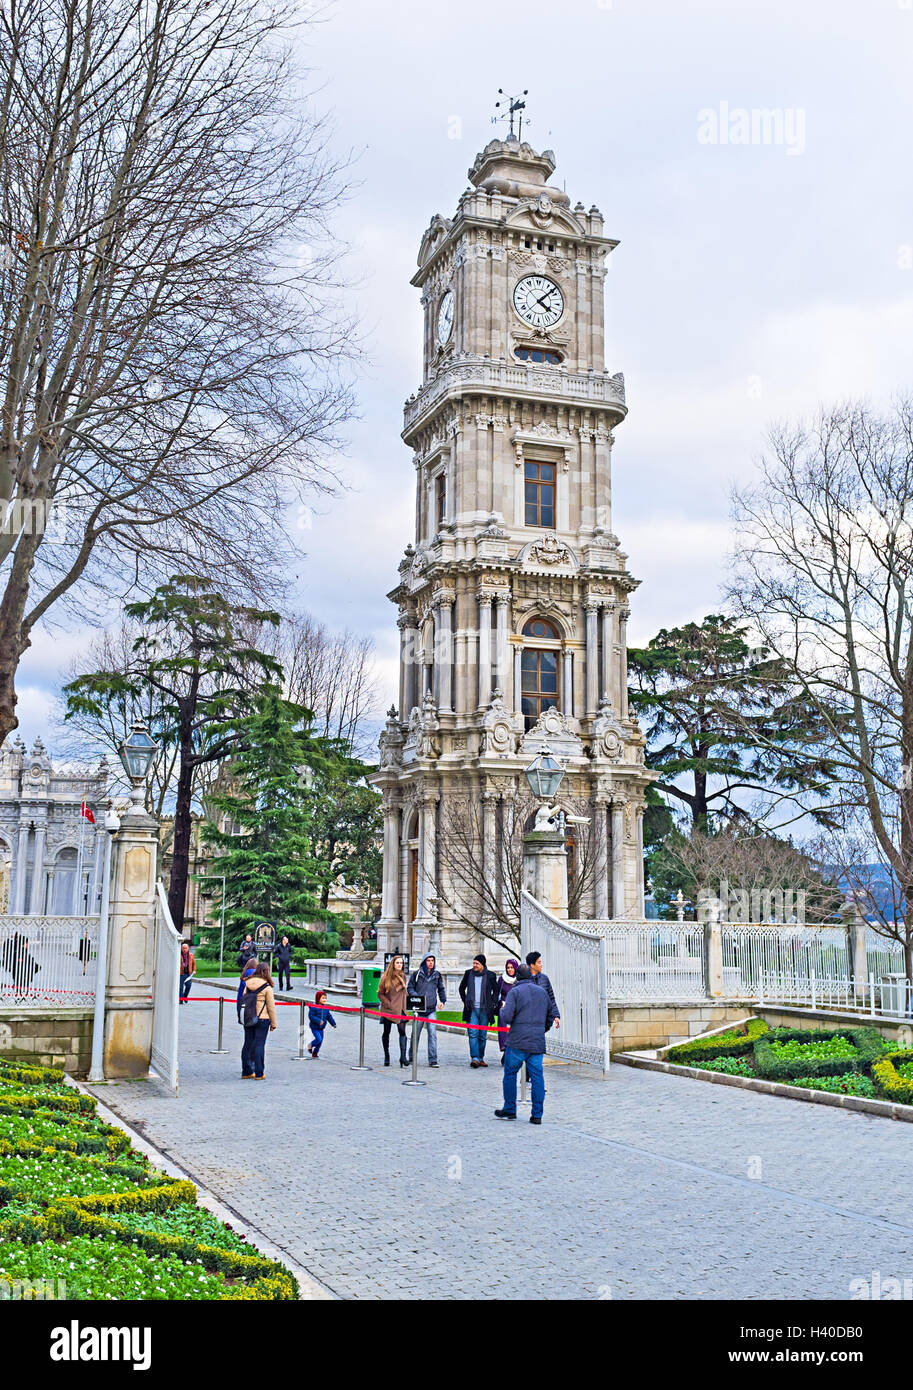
xmin=118 ymin=721 xmax=159 ymax=814
xmin=88 ymin=805 xmax=121 ymax=1082
xmin=524 ymin=745 xmax=565 ymax=802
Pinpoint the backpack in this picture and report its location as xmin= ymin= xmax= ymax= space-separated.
xmin=242 ymin=983 xmax=266 ymax=1027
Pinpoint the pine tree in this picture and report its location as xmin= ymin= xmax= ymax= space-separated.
xmin=203 ymin=691 xmax=326 ymax=941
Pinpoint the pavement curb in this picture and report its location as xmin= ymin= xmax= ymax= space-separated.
xmin=73 ymin=1076 xmax=337 ymax=1300
xmin=613 ymin=1050 xmax=913 ymax=1122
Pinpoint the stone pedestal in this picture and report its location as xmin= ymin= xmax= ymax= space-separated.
xmin=103 ymin=810 xmax=158 ymax=1078
xmin=522 ymin=829 xmax=569 ymax=920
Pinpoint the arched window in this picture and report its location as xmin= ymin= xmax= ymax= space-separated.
xmin=522 ymin=617 xmax=558 ymax=640
xmin=520 ymin=617 xmax=561 ymax=729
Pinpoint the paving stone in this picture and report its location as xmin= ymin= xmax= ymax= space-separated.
xmin=86 ymin=996 xmax=913 ymax=1301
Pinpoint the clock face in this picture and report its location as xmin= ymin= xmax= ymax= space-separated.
xmin=513 ymin=275 xmax=564 ymax=328
xmin=436 ymin=289 xmax=454 ymax=345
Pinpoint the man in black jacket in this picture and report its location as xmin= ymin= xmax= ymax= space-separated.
xmin=525 ymin=951 xmax=560 ymax=1028
xmin=458 ymin=954 xmax=499 ymax=1068
xmin=494 ymin=964 xmax=559 ymax=1124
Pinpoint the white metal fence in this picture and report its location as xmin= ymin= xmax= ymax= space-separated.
xmin=149 ymin=882 xmax=181 ymax=1095
xmin=0 ymin=915 xmax=99 ymax=1007
xmin=521 ymin=890 xmax=610 ymax=1071
xmin=759 ymin=972 xmax=913 ymax=1019
xmin=720 ymin=924 xmax=850 ymax=1000
xmin=585 ymin=921 xmax=708 ymax=1001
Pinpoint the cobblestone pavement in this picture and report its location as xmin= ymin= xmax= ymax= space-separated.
xmin=88 ymin=992 xmax=913 ymax=1301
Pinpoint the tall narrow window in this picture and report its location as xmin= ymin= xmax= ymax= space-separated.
xmin=524 ymin=460 xmax=555 ymax=527
xmin=435 ymin=473 xmax=446 ymax=527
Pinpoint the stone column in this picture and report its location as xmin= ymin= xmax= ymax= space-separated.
xmin=103 ymin=809 xmax=158 ymax=1079
xmin=13 ymin=820 xmax=29 ymax=913
xmin=495 ymin=594 xmax=509 ymax=693
xmin=635 ymin=804 xmax=644 ymax=915
xmin=417 ymin=793 xmax=437 ymax=923
xmin=601 ymin=604 xmax=615 ymax=705
xmin=29 ymin=818 xmax=46 ymax=916
xmin=594 ymin=797 xmax=610 ymax=918
xmin=611 ymin=802 xmax=625 ymax=919
xmin=477 ymin=592 xmax=492 ymax=709
xmin=562 ymin=647 xmax=574 ymax=717
xmin=585 ymin=604 xmax=600 ymax=717
xmin=379 ymin=797 xmax=401 ymax=924
xmin=618 ymin=606 xmax=629 ymax=719
xmin=437 ymin=597 xmax=453 ymax=712
xmin=481 ymin=789 xmax=496 ymax=927
xmin=513 ymin=645 xmax=522 ymax=717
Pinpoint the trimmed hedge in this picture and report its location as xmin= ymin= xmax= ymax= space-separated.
xmin=666 ymin=1018 xmax=768 ymax=1064
xmin=0 ymin=1068 xmax=299 ymax=1299
xmin=872 ymin=1050 xmax=913 ymax=1105
xmin=753 ymin=1027 xmax=885 ymax=1081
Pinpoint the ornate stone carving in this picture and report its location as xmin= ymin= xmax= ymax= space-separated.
xmin=528 ymin=533 xmax=573 ymax=567
xmin=378 ymin=707 xmax=405 ymax=770
xmin=590 ymin=696 xmax=625 ymax=762
xmin=520 ymin=707 xmax=583 ymax=759
xmin=417 ymin=692 xmax=441 ymax=760
xmin=480 ymin=690 xmax=522 ymax=757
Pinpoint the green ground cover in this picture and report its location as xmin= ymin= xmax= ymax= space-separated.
xmin=665 ymin=1021 xmax=905 ymax=1106
xmin=0 ymin=1059 xmax=297 ymax=1300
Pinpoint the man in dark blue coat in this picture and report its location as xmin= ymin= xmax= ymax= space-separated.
xmin=494 ymin=964 xmax=559 ymax=1124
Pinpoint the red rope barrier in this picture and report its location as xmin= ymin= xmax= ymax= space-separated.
xmin=183 ymin=993 xmax=509 ymax=1031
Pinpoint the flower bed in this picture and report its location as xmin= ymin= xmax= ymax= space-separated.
xmin=661 ymin=1021 xmax=907 ymax=1106
xmin=0 ymin=1059 xmax=297 ymax=1299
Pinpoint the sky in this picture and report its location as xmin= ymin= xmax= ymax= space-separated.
xmin=16 ymin=0 xmax=913 ymax=751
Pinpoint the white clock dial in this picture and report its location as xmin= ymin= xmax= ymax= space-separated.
xmin=436 ymin=289 xmax=454 ymax=345
xmin=512 ymin=275 xmax=564 ymax=328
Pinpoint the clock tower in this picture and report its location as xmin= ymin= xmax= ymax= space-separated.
xmin=373 ymin=134 xmax=653 ymax=974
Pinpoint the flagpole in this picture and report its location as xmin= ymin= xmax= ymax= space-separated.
xmin=76 ymin=797 xmax=85 ymax=914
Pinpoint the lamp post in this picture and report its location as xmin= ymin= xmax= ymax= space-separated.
xmin=119 ymin=721 xmax=159 ymax=816
xmin=87 ymin=806 xmax=121 ymax=1083
xmin=521 ymin=746 xmax=570 ymax=919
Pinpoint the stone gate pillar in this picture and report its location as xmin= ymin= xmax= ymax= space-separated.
xmin=103 ymin=809 xmax=158 ymax=1078
xmin=522 ymin=828 xmax=569 ymax=920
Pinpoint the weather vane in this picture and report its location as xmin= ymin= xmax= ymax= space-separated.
xmin=492 ymin=89 xmax=529 ymax=141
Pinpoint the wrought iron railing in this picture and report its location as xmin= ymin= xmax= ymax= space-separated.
xmin=0 ymin=915 xmax=99 ymax=1008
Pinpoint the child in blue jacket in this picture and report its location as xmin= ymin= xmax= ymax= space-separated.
xmin=307 ymin=991 xmax=336 ymax=1057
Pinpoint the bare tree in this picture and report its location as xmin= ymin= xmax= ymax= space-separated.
xmin=436 ymin=785 xmax=603 ymax=951
xmin=0 ymin=0 xmax=354 ymax=743
xmin=656 ymin=826 xmax=842 ymax=922
xmin=271 ymin=612 xmax=381 ymax=754
xmin=730 ymin=398 xmax=913 ymax=973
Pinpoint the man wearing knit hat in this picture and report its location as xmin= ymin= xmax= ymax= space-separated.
xmin=495 ymin=962 xmax=559 ymax=1124
xmin=458 ymin=953 xmax=500 ymax=1068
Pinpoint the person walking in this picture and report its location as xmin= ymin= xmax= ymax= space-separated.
xmin=377 ymin=954 xmax=409 ymax=1067
xmin=495 ymin=958 xmax=520 ymax=1064
xmin=407 ymin=953 xmax=446 ymax=1067
xmin=494 ymin=963 xmax=559 ymax=1125
xmin=525 ymin=951 xmax=561 ymax=1027
xmin=240 ymin=962 xmax=277 ymax=1079
xmin=307 ymin=990 xmax=336 ymax=1058
xmin=458 ymin=954 xmax=499 ymax=1068
xmin=275 ymin=935 xmax=293 ymax=991
xmin=179 ymin=940 xmax=196 ymax=1004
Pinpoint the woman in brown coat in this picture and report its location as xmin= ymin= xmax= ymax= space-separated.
xmin=377 ymin=954 xmax=409 ymax=1067
xmin=241 ymin=962 xmax=278 ymax=1079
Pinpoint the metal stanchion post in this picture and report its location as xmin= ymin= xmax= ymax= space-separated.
xmin=402 ymin=1010 xmax=426 ymax=1087
xmin=519 ymin=1066 xmax=529 ymax=1106
xmin=293 ymin=999 xmax=308 ymax=1060
xmin=209 ymin=994 xmax=229 ymax=1054
xmin=350 ymin=1005 xmax=373 ymax=1072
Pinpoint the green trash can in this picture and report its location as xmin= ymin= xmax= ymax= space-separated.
xmin=361 ymin=967 xmax=382 ymax=1007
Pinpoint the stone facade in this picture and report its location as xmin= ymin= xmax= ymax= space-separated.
xmin=0 ymin=738 xmax=108 ymax=916
xmin=0 ymin=1008 xmax=94 ymax=1075
xmin=372 ymin=136 xmax=654 ymax=971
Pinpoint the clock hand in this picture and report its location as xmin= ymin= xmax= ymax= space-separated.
xmin=535 ymin=291 xmax=554 ymax=307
